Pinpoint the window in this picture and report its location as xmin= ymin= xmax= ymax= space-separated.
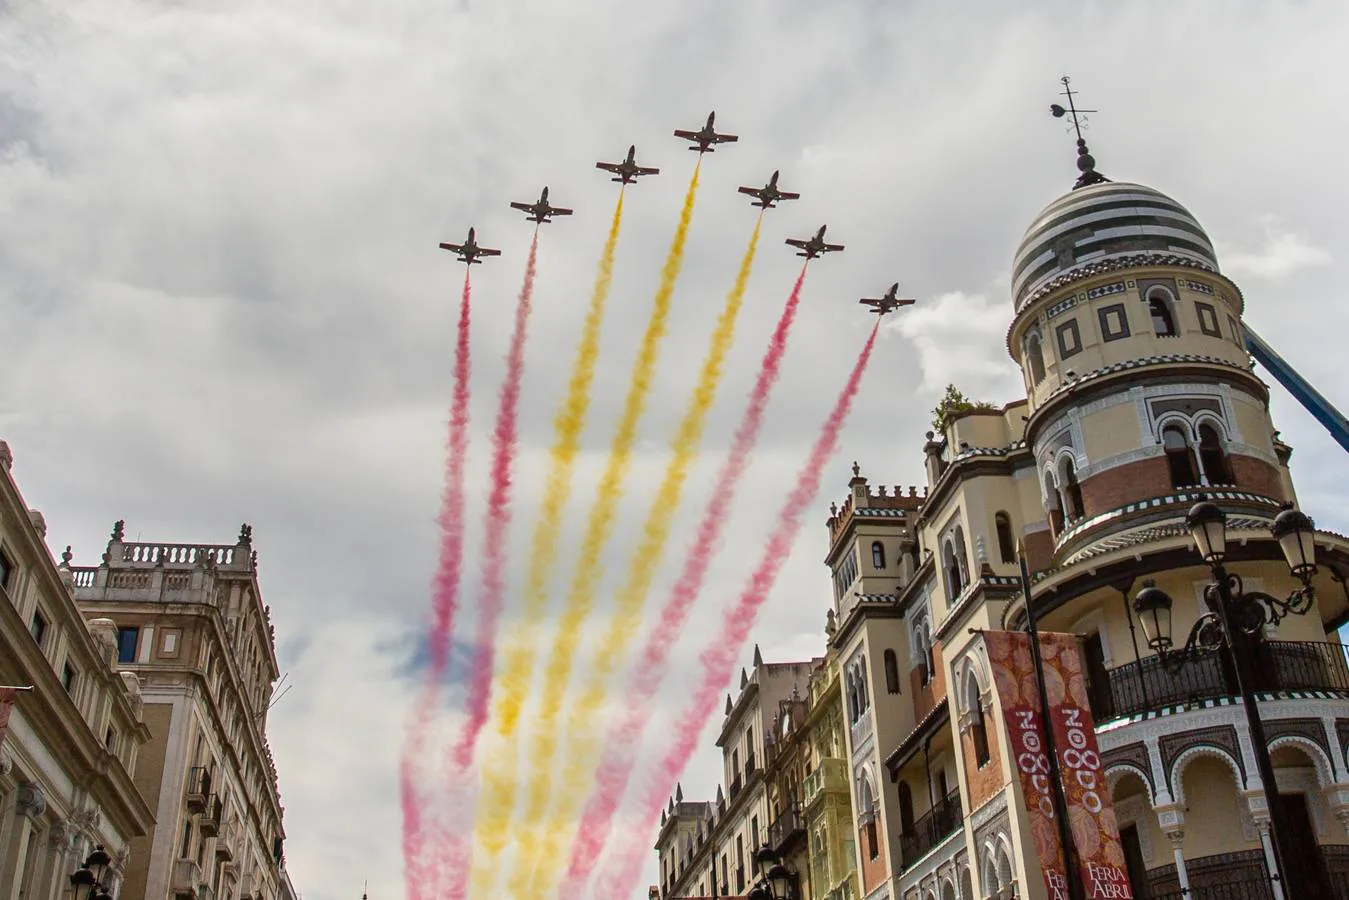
xmin=0 ymin=546 xmax=13 ymax=591
xmin=871 ymin=541 xmax=886 ymax=570
xmin=1098 ymin=303 xmax=1130 ymax=341
xmin=1195 ymin=301 xmax=1222 ymax=337
xmin=943 ymin=540 xmax=962 ymax=599
xmin=117 ymin=627 xmax=140 ymax=663
xmin=1044 ymin=471 xmax=1063 ymax=535
xmin=1025 ymin=332 xmax=1046 ymax=384
xmin=967 ymin=675 xmax=990 ymax=767
xmin=1198 ymin=423 xmax=1234 ymax=485
xmin=30 ymin=610 xmax=48 ymax=647
xmin=1059 ymin=458 xmax=1085 ymax=522
xmin=1148 ymin=289 xmax=1178 ymax=336
xmin=914 ymin=622 xmax=935 ymax=686
xmin=994 ymin=512 xmax=1016 ymax=564
xmin=883 ymin=650 xmax=900 ymax=694
xmin=856 ymin=656 xmax=869 ymax=711
xmin=1056 ymin=319 xmax=1082 ymax=359
xmin=1228 ymin=314 xmax=1243 ymax=345
xmin=751 ymin=816 xmax=759 ymax=853
xmin=62 ymin=663 xmax=77 ymax=694
xmin=180 ymin=822 xmax=193 ymax=859
xmin=1162 ymin=425 xmax=1199 ymax=488
xmin=898 ymin=782 xmax=915 ymax=834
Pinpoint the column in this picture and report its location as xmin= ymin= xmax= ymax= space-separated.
xmin=1153 ymin=805 xmax=1189 ymax=897
xmin=1245 ymin=795 xmax=1285 ymax=900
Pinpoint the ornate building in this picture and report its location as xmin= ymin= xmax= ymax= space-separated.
xmin=656 ymin=654 xmax=817 ymax=899
xmin=0 ymin=442 xmax=155 ymax=900
xmin=656 ymin=149 xmax=1349 ymax=900
xmin=66 ymin=519 xmax=290 ymax=900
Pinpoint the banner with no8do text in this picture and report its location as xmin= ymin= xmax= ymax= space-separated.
xmin=1038 ymin=631 xmax=1134 ymax=899
xmin=984 ymin=630 xmax=1071 ymax=900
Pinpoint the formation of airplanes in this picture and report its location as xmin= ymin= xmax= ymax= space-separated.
xmin=438 ymin=111 xmax=912 ymax=317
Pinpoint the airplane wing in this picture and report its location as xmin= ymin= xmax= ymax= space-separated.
xmin=673 ymin=129 xmax=698 ymax=140
xmin=778 ymin=191 xmax=801 ymax=200
xmin=596 ymin=161 xmax=621 ymax=173
xmin=479 ymin=248 xmax=502 ymax=257
xmin=736 ymin=186 xmax=760 ymax=196
xmin=634 ymin=166 xmax=660 ymax=175
xmin=439 ymin=242 xmax=464 ymax=252
xmin=509 ymin=202 xmax=531 ymax=212
xmin=551 ymin=207 xmax=574 ymax=216
xmin=714 ymin=134 xmax=738 ymax=143
xmin=823 ymin=242 xmax=845 ymax=252
xmin=784 ymin=238 xmax=808 ymax=249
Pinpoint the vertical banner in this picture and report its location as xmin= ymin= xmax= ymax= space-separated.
xmin=0 ymin=688 xmax=18 ymax=751
xmin=1038 ymin=632 xmax=1134 ymax=899
xmin=984 ymin=630 xmax=1071 ymax=900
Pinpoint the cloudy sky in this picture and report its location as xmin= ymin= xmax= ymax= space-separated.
xmin=4 ymin=1 xmax=1349 ymax=899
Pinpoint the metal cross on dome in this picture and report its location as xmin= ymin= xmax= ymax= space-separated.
xmin=1050 ymin=76 xmax=1109 ymax=189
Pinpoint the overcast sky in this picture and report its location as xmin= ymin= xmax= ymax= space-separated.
xmin=4 ymin=2 xmax=1349 ymax=899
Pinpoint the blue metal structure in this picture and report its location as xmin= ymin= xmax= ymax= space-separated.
xmin=1245 ymin=326 xmax=1349 ymax=453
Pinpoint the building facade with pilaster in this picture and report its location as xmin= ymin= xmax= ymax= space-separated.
xmin=0 ymin=441 xmax=155 ymax=900
xmin=67 ymin=520 xmax=290 ymax=900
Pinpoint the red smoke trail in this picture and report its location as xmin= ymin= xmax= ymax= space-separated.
xmin=436 ymin=232 xmax=539 ymax=900
xmin=456 ymin=230 xmax=538 ymax=768
xmin=598 ymin=320 xmax=881 ymax=900
xmin=401 ymin=268 xmax=473 ymax=900
xmin=559 ymin=262 xmax=808 ymax=897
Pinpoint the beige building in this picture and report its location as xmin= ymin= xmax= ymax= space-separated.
xmin=659 ymin=153 xmax=1349 ymax=900
xmin=0 ymin=441 xmax=155 ymax=900
xmin=656 ymin=653 xmax=817 ymax=899
xmin=66 ymin=518 xmax=289 ymax=900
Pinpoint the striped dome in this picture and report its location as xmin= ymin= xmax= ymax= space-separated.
xmin=1012 ymin=182 xmax=1218 ymax=312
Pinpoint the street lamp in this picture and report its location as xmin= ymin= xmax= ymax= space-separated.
xmin=69 ymin=846 xmax=113 ymax=900
xmin=1133 ymin=499 xmax=1319 ymax=894
xmin=750 ymin=846 xmax=797 ymax=900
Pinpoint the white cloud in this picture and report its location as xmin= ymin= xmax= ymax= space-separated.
xmin=1220 ymin=215 xmax=1333 ymax=280
xmin=889 ymin=291 xmax=1023 ymax=402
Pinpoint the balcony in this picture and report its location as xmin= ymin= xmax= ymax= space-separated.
xmin=199 ymin=795 xmax=221 ymax=837
xmin=238 ymin=875 xmax=255 ymax=900
xmin=745 ymin=753 xmax=757 ymax=780
xmin=899 ymin=789 xmax=963 ymax=870
xmin=171 ymin=860 xmax=202 ymax=897
xmin=1093 ymin=640 xmax=1349 ymax=723
xmin=769 ymin=804 xmax=806 ymax=854
xmin=803 ymin=758 xmax=848 ymax=810
xmin=215 ymin=820 xmax=236 ymax=861
xmin=186 ymin=766 xmax=211 ymax=813
xmin=729 ymin=773 xmax=743 ymax=800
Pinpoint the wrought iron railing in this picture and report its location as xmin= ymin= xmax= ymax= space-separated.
xmin=768 ymin=805 xmax=806 ymax=853
xmin=898 ymin=789 xmax=963 ymax=869
xmin=1096 ymin=640 xmax=1349 ymax=722
xmin=729 ymin=773 xmax=743 ymax=800
xmin=1143 ymin=850 xmax=1274 ymax=899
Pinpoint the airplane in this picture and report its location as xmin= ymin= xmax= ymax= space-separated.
xmin=596 ymin=145 xmax=660 ymax=184
xmin=438 ymin=227 xmax=501 ymax=265
xmin=785 ymin=225 xmax=844 ymax=260
xmin=674 ymin=111 xmax=739 ymax=153
xmin=859 ymin=283 xmax=916 ymax=316
xmin=737 ymin=170 xmax=800 ymax=209
xmin=510 ymin=186 xmax=573 ymax=224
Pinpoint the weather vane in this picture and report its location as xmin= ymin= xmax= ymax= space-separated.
xmin=1050 ymin=75 xmax=1109 ymax=190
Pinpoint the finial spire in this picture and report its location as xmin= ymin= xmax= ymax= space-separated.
xmin=1050 ymin=76 xmax=1109 ymax=190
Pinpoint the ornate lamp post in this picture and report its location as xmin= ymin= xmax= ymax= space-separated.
xmin=747 ymin=846 xmax=798 ymax=900
xmin=1133 ymin=500 xmax=1319 ymax=897
xmin=69 ymin=845 xmax=114 ymax=900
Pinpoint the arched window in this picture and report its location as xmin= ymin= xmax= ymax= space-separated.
xmin=954 ymin=527 xmax=969 ymax=585
xmin=967 ymin=673 xmax=990 ymax=767
xmin=994 ymin=512 xmax=1016 ymax=564
xmin=1026 ymin=332 xmax=1046 ymax=385
xmin=1162 ymin=424 xmax=1199 ymax=488
xmin=856 ymin=656 xmax=870 ymax=711
xmin=1044 ymin=471 xmax=1063 ymax=535
xmin=858 ymin=777 xmax=879 ymax=860
xmin=1198 ymin=422 xmax=1234 ymax=485
xmin=1149 ymin=289 xmax=1178 ymax=337
xmin=1059 ymin=458 xmax=1085 ymax=522
xmin=871 ymin=541 xmax=886 ymax=570
xmin=943 ymin=540 xmax=963 ymax=599
xmin=883 ymin=649 xmax=900 ymax=694
xmin=913 ymin=621 xmax=934 ymax=686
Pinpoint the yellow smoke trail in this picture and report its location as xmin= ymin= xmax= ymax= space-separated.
xmin=469 ymin=190 xmax=626 ymax=897
xmin=506 ymin=163 xmax=703 ymax=898
xmin=524 ymin=214 xmax=764 ymax=898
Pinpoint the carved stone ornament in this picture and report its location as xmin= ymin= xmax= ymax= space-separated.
xmin=48 ymin=821 xmax=73 ymax=851
xmin=0 ymin=749 xmax=12 ymax=777
xmin=71 ymin=806 xmax=102 ymax=830
xmin=16 ymin=782 xmax=47 ymax=819
xmin=114 ymin=845 xmax=131 ymax=871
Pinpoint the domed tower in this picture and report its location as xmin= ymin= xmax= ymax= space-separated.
xmin=1006 ymin=170 xmax=1290 ymax=557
